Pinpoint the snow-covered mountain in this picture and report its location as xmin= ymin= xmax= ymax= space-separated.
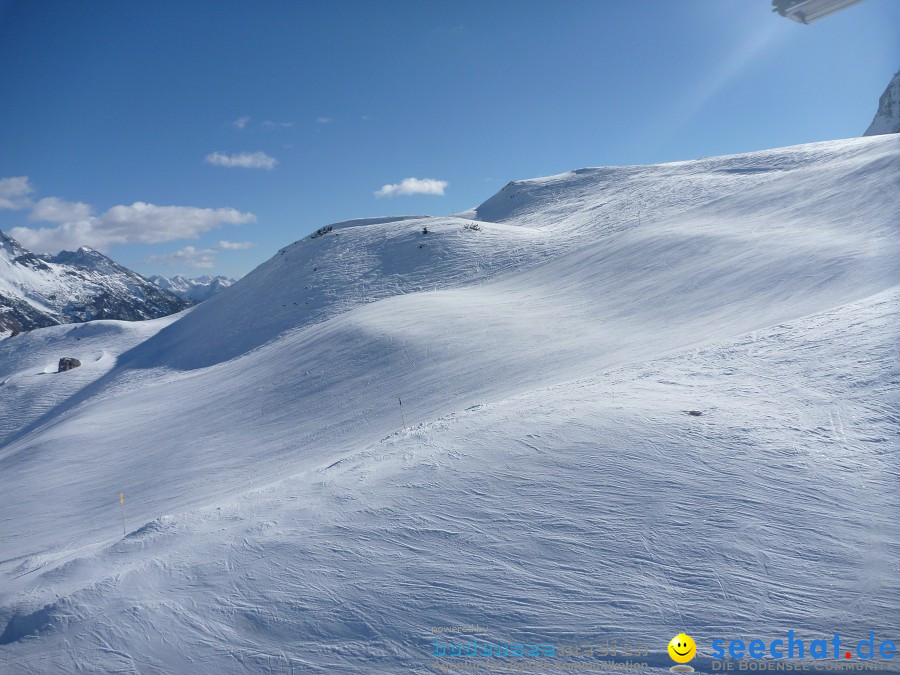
xmin=864 ymin=68 xmax=900 ymax=136
xmin=1 ymin=136 xmax=898 ymax=673
xmin=148 ymin=274 xmax=235 ymax=303
xmin=0 ymin=231 xmax=189 ymax=335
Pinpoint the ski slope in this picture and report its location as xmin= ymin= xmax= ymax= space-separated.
xmin=0 ymin=135 xmax=898 ymax=673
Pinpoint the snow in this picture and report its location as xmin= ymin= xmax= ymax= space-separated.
xmin=0 ymin=315 xmax=183 ymax=448
xmin=1 ymin=135 xmax=899 ymax=673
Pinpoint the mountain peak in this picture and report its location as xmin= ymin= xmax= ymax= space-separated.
xmin=47 ymin=246 xmax=117 ymax=272
xmin=0 ymin=237 xmax=190 ymax=334
xmin=864 ymin=68 xmax=900 ymax=136
xmin=0 ymin=229 xmax=28 ymax=257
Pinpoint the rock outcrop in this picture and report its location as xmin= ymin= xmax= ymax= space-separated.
xmin=864 ymin=69 xmax=900 ymax=136
xmin=57 ymin=357 xmax=81 ymax=372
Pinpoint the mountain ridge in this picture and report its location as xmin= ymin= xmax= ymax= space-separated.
xmin=123 ymin=134 xmax=899 ymax=371
xmin=0 ymin=231 xmax=190 ymax=335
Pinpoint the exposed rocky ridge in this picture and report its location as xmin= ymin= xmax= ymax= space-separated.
xmin=864 ymin=68 xmax=900 ymax=136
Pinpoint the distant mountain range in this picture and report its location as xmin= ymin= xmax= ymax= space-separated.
xmin=149 ymin=274 xmax=235 ymax=303
xmin=864 ymin=68 xmax=900 ymax=136
xmin=0 ymin=230 xmax=190 ymax=335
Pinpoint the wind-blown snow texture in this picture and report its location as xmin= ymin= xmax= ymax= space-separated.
xmin=864 ymin=69 xmax=900 ymax=136
xmin=0 ymin=136 xmax=898 ymax=674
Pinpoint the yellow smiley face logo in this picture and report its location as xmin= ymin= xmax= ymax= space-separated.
xmin=668 ymin=633 xmax=696 ymax=663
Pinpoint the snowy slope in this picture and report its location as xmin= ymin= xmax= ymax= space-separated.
xmin=0 ymin=232 xmax=189 ymax=335
xmin=149 ymin=274 xmax=236 ymax=303
xmin=865 ymin=69 xmax=900 ymax=136
xmin=128 ymin=136 xmax=899 ymax=371
xmin=0 ymin=136 xmax=898 ymax=673
xmin=0 ymin=315 xmax=183 ymax=448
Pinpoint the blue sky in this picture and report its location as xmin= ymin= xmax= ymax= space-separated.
xmin=0 ymin=0 xmax=897 ymax=278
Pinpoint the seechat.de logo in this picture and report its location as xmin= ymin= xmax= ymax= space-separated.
xmin=711 ymin=631 xmax=896 ymax=661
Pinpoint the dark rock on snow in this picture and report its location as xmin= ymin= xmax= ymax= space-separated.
xmin=58 ymin=358 xmax=81 ymax=372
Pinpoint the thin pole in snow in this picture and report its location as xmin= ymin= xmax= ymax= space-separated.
xmin=119 ymin=491 xmax=126 ymax=535
xmin=398 ymin=396 xmax=406 ymax=430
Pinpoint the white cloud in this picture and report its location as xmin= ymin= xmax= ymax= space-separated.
xmin=12 ymin=221 xmax=94 ymax=253
xmin=217 ymin=240 xmax=254 ymax=250
xmin=232 ymin=116 xmax=251 ymax=129
xmin=142 ymin=240 xmax=254 ymax=269
xmin=100 ymin=203 xmax=255 ymax=243
xmin=262 ymin=120 xmax=293 ymax=128
xmin=142 ymin=246 xmax=218 ymax=269
xmin=374 ymin=177 xmax=448 ymax=198
xmin=29 ymin=196 xmax=93 ymax=223
xmin=316 ymin=116 xmax=333 ymax=124
xmin=0 ymin=176 xmax=35 ymax=210
xmin=11 ymin=202 xmax=256 ymax=253
xmin=204 ymin=151 xmax=278 ymax=170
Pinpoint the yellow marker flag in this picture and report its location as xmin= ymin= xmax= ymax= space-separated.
xmin=119 ymin=492 xmax=126 ymax=535
xmin=120 ymin=492 xmax=124 ymax=504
